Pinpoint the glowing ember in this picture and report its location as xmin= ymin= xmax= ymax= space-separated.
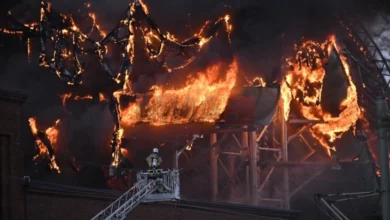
xmin=281 ymin=35 xmax=360 ymax=155
xmin=120 ymin=60 xmax=238 ymax=126
xmin=111 ymin=128 xmax=124 ymax=167
xmin=248 ymin=76 xmax=266 ymax=87
xmin=3 ymin=0 xmax=234 ymax=170
xmin=28 ymin=117 xmax=61 ymax=173
xmin=59 ymin=92 xmax=106 ymax=105
xmin=99 ymin=93 xmax=107 ymax=102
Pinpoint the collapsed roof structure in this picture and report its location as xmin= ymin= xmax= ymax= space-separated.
xmin=1 ymin=0 xmax=390 ymax=219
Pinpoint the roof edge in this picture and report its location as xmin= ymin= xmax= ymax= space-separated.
xmin=0 ymin=89 xmax=28 ymax=103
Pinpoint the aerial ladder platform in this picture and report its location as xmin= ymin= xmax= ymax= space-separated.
xmin=92 ymin=135 xmax=203 ymax=220
xmin=91 ymin=169 xmax=180 ymax=220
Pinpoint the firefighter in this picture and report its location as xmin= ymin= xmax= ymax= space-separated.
xmin=146 ymin=148 xmax=165 ymax=193
xmin=146 ymin=148 xmax=162 ymax=169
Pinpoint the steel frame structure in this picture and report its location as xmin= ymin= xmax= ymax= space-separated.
xmin=341 ymin=7 xmax=390 ymax=117
xmin=91 ymin=178 xmax=158 ymax=220
xmin=314 ymin=191 xmax=380 ymax=220
xmin=174 ymin=97 xmax=338 ymax=208
xmin=91 ymin=169 xmax=180 ymax=220
xmin=175 ymin=7 xmax=390 ymax=214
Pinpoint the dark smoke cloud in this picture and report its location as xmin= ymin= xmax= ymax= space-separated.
xmin=0 ymin=0 xmax=377 ymax=206
xmin=0 ymin=0 xmax=367 ymax=145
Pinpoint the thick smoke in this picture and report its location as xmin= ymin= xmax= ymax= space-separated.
xmin=0 ymin=0 xmax=379 ymax=217
xmin=364 ymin=14 xmax=390 ymax=82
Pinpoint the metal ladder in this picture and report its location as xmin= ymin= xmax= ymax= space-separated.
xmin=91 ymin=179 xmax=157 ymax=220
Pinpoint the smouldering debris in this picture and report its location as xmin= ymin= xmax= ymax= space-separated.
xmin=280 ymin=35 xmax=360 ymax=156
xmin=28 ymin=117 xmax=61 ymax=173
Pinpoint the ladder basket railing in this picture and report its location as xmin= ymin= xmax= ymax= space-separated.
xmin=91 ymin=178 xmax=157 ymax=220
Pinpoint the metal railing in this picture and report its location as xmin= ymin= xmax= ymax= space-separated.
xmin=91 ymin=169 xmax=180 ymax=220
xmin=137 ymin=169 xmax=180 ymax=202
xmin=91 ymin=179 xmax=157 ymax=220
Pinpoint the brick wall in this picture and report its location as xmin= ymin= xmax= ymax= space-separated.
xmin=26 ymin=193 xmax=110 ymax=220
xmin=130 ymin=205 xmax=260 ymax=220
xmin=0 ymin=89 xmax=27 ymax=220
xmin=0 ymin=88 xmax=296 ymax=220
xmin=25 ymin=192 xmax=263 ymax=220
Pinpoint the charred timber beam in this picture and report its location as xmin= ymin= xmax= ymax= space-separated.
xmin=257 ymin=157 xmax=281 ymax=193
xmin=218 ymin=151 xmax=242 ymax=155
xmin=218 ymin=158 xmax=231 ymax=180
xmin=287 ymin=125 xmax=311 ymax=143
xmin=231 ymin=133 xmax=244 ymax=149
xmin=211 ymin=127 xmax=257 ymax=133
xmin=288 ymin=119 xmax=323 ymax=124
xmin=258 ymin=147 xmax=280 ymax=152
xmin=256 ymin=125 xmax=269 ymax=143
xmin=298 ymin=135 xmax=316 ymax=161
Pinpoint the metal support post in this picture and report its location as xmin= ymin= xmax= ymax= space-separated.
xmin=242 ymin=125 xmax=249 ymax=196
xmin=249 ymin=129 xmax=258 ymax=205
xmin=173 ymin=134 xmax=203 ymax=170
xmin=377 ymin=96 xmax=390 ymax=220
xmin=210 ymin=133 xmax=218 ymax=200
xmin=242 ymin=125 xmax=249 ymax=148
xmin=173 ymin=150 xmax=179 ymax=169
xmin=280 ymin=101 xmax=290 ymax=209
xmin=228 ymin=155 xmax=236 ymax=199
xmin=246 ymin=165 xmax=250 ymax=197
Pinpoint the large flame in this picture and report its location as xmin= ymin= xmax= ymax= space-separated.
xmin=28 ymin=117 xmax=61 ymax=173
xmin=281 ymin=35 xmax=360 ymax=155
xmin=120 ymin=60 xmax=238 ymax=126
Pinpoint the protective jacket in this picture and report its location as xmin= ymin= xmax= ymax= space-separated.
xmin=146 ymin=153 xmax=162 ymax=169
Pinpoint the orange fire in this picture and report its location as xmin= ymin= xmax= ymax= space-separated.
xmin=4 ymin=0 xmax=234 ymax=170
xmin=119 ymin=60 xmax=238 ymax=126
xmin=281 ymin=35 xmax=360 ymax=156
xmin=111 ymin=128 xmax=124 ymax=167
xmin=60 ymin=92 xmax=107 ymax=105
xmin=99 ymin=93 xmax=107 ymax=102
xmin=28 ymin=117 xmax=61 ymax=173
xmin=248 ymin=76 xmax=266 ymax=87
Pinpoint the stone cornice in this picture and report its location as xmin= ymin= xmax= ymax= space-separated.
xmin=0 ymin=89 xmax=28 ymax=103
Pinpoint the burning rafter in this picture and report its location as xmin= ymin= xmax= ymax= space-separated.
xmin=28 ymin=117 xmax=61 ymax=173
xmin=2 ymin=1 xmax=232 ymax=85
xmin=2 ymin=1 xmax=233 ymax=169
xmin=281 ymin=35 xmax=360 ymax=156
xmin=2 ymin=1 xmax=233 ymax=170
xmin=120 ymin=61 xmax=238 ymax=126
xmin=59 ymin=92 xmax=107 ymax=105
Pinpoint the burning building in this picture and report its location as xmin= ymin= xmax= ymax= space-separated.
xmin=0 ymin=0 xmax=389 ymax=219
